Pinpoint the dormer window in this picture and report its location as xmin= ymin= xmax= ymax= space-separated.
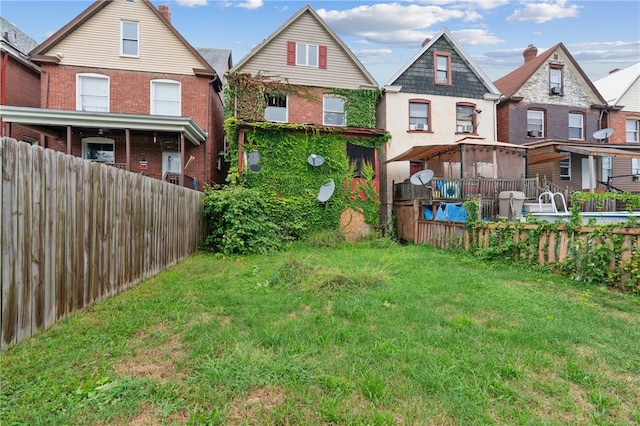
xmin=434 ymin=52 xmax=451 ymax=85
xmin=121 ymin=21 xmax=139 ymax=57
xmin=550 ymin=66 xmax=563 ymax=95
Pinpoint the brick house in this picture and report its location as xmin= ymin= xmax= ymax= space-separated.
xmin=0 ymin=16 xmax=41 ymax=143
xmin=593 ymin=63 xmax=640 ymax=193
xmin=494 ymin=43 xmax=640 ymax=193
xmin=0 ymin=0 xmax=226 ymax=188
xmin=226 ymin=5 xmax=386 ymax=190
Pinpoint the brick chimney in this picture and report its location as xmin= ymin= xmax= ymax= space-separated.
xmin=421 ymin=37 xmax=431 ymax=48
xmin=523 ymin=44 xmax=538 ymax=63
xmin=158 ymin=5 xmax=171 ymax=22
xmin=609 ymin=68 xmax=620 ymax=75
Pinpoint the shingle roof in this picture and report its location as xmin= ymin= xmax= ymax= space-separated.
xmin=196 ymin=47 xmax=232 ymax=83
xmin=0 ymin=16 xmax=38 ymax=54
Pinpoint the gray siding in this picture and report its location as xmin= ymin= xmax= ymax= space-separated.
xmin=392 ymin=39 xmax=489 ymax=99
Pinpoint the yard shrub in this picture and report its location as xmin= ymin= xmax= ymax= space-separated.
xmin=203 ymin=186 xmax=281 ymax=255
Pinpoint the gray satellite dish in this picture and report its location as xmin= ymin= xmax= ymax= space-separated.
xmin=410 ymin=169 xmax=434 ymax=187
xmin=593 ymin=128 xmax=614 ymax=140
xmin=307 ymin=154 xmax=325 ymax=167
xmin=317 ymin=180 xmax=335 ymax=209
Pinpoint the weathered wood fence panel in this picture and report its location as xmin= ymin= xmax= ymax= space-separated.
xmin=1 ymin=138 xmax=204 ymax=349
xmin=413 ymin=219 xmax=639 ymax=282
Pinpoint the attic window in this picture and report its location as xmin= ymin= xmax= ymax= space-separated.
xmin=434 ymin=51 xmax=451 ymax=85
xmin=549 ymin=66 xmax=563 ymax=95
xmin=121 ymin=21 xmax=139 ymax=57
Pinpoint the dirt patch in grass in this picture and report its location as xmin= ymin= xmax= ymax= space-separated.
xmin=112 ymin=403 xmax=190 ymax=426
xmin=227 ymin=385 xmax=286 ymax=424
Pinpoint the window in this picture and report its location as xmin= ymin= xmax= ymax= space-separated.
xmin=323 ymin=95 xmax=345 ymax=126
xmin=409 ymin=100 xmax=429 ymax=131
xmin=550 ymin=67 xmax=562 ymax=94
xmin=347 ymin=142 xmax=375 ymax=178
xmin=121 ymin=21 xmax=139 ymax=56
xmin=632 ymin=159 xmax=640 ymax=180
xmin=434 ymin=52 xmax=451 ymax=85
xmin=527 ymin=110 xmax=544 ymax=137
xmin=602 ymin=156 xmax=612 ymax=183
xmin=77 ymin=74 xmax=109 ymax=112
xmin=560 ymin=152 xmax=571 ymax=180
xmin=151 ymin=80 xmax=181 ymax=116
xmin=568 ymin=113 xmax=584 ymax=140
xmin=456 ymin=104 xmax=474 ymax=133
xmin=83 ymin=137 xmax=115 ymax=163
xmin=264 ymin=94 xmax=287 ymax=122
xmin=627 ymin=119 xmax=640 ymax=142
xmin=296 ymin=43 xmax=318 ymax=67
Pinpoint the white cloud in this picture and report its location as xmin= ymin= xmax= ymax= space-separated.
xmin=451 ymin=29 xmax=503 ymax=45
xmin=219 ymin=0 xmax=263 ymax=10
xmin=354 ymin=48 xmax=393 ymax=57
xmin=176 ymin=0 xmax=208 ymax=6
xmin=506 ymin=0 xmax=580 ymax=24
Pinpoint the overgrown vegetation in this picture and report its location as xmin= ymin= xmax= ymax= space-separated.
xmin=2 ymin=243 xmax=639 ymax=424
xmin=461 ymin=192 xmax=640 ymax=294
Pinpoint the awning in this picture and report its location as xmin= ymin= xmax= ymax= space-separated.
xmin=387 ymin=139 xmax=528 ymax=163
xmin=0 ymin=105 xmax=207 ymax=145
xmin=559 ymin=144 xmax=640 ymax=159
xmin=527 ymin=151 xmax=568 ymax=165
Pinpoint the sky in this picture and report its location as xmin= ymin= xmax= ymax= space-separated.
xmin=1 ymin=0 xmax=639 ymax=86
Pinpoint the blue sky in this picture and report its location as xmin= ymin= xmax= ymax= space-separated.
xmin=2 ymin=0 xmax=639 ymax=85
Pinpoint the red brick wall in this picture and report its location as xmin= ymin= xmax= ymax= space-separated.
xmin=3 ymin=54 xmax=40 ymax=107
xmin=288 ymin=87 xmax=325 ymax=125
xmin=607 ymin=110 xmax=639 ymax=144
xmin=41 ymin=65 xmax=210 ymax=129
xmin=496 ymin=102 xmax=511 ymax=142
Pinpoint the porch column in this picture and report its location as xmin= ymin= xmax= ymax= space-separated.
xmin=66 ymin=125 xmax=72 ymax=155
xmin=589 ymin=154 xmax=595 ymax=193
xmin=125 ymin=128 xmax=131 ymax=171
xmin=237 ymin=132 xmax=245 ymax=178
xmin=179 ymin=133 xmax=185 ymax=187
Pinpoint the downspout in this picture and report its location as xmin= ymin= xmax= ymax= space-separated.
xmin=1 ymin=52 xmax=9 ymax=136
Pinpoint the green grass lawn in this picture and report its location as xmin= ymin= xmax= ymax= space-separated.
xmin=2 ymin=240 xmax=639 ymax=425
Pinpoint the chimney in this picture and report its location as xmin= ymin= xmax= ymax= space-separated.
xmin=158 ymin=5 xmax=171 ymax=22
xmin=421 ymin=37 xmax=431 ymax=48
xmin=523 ymin=44 xmax=538 ymax=63
xmin=609 ymin=68 xmax=620 ymax=75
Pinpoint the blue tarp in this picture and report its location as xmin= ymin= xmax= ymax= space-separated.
xmin=435 ymin=202 xmax=467 ymax=222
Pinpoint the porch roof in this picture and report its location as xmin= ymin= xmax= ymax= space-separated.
xmin=559 ymin=144 xmax=640 ymax=159
xmin=0 ymin=105 xmax=207 ymax=145
xmin=387 ymin=138 xmax=528 ymax=163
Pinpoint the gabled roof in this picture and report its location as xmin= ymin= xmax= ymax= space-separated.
xmin=231 ymin=4 xmax=377 ymax=87
xmin=593 ymin=62 xmax=640 ymax=107
xmin=494 ymin=42 xmax=606 ymax=105
xmin=196 ymin=47 xmax=233 ymax=85
xmin=385 ymin=27 xmax=500 ymax=97
xmin=0 ymin=16 xmax=38 ymax=54
xmin=30 ymin=0 xmax=215 ymax=76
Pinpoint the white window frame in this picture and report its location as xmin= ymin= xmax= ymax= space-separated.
xmin=632 ymin=158 xmax=640 ymax=180
xmin=150 ymin=79 xmax=181 ymax=116
xmin=296 ymin=43 xmax=318 ymax=67
xmin=550 ymin=68 xmax=562 ymax=94
xmin=323 ymin=95 xmax=345 ymax=126
xmin=568 ymin=113 xmax=584 ymax=140
xmin=82 ymin=137 xmax=115 ymax=163
xmin=121 ymin=20 xmax=139 ymax=57
xmin=456 ymin=104 xmax=474 ymax=133
xmin=409 ymin=100 xmax=429 ymax=131
xmin=626 ymin=119 xmax=640 ymax=142
xmin=76 ymin=73 xmax=110 ymax=112
xmin=527 ymin=110 xmax=544 ymax=138
xmin=560 ymin=152 xmax=571 ymax=180
xmin=264 ymin=94 xmax=288 ymax=123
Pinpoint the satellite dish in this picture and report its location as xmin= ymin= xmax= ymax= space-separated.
xmin=307 ymin=154 xmax=325 ymax=167
xmin=410 ymin=169 xmax=434 ymax=186
xmin=317 ymin=180 xmax=335 ymax=209
xmin=593 ymin=128 xmax=614 ymax=140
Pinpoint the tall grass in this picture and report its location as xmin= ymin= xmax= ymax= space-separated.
xmin=2 ymin=241 xmax=639 ymax=425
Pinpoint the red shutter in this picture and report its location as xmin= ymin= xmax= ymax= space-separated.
xmin=287 ymin=41 xmax=296 ymax=65
xmin=319 ymin=45 xmax=327 ymax=69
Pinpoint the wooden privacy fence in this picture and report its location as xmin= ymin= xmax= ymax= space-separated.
xmin=413 ymin=219 xmax=639 ymax=282
xmin=1 ymin=138 xmax=204 ymax=349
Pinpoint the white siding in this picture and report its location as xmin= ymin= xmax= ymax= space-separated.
xmin=618 ymin=77 xmax=640 ymax=112
xmin=239 ymin=12 xmax=373 ymax=89
xmin=382 ymin=91 xmax=498 ymax=210
xmin=49 ymin=0 xmax=204 ymax=75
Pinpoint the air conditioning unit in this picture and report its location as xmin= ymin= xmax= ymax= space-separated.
xmin=527 ymin=130 xmax=540 ymax=137
xmin=457 ymin=124 xmax=473 ymax=133
xmin=416 ymin=123 xmax=427 ymax=131
xmin=550 ymin=86 xmax=561 ymax=95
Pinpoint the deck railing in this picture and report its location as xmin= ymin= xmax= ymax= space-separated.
xmin=394 ymin=176 xmax=539 ymax=202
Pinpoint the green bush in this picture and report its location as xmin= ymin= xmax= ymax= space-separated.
xmin=203 ymin=186 xmax=282 ymax=255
